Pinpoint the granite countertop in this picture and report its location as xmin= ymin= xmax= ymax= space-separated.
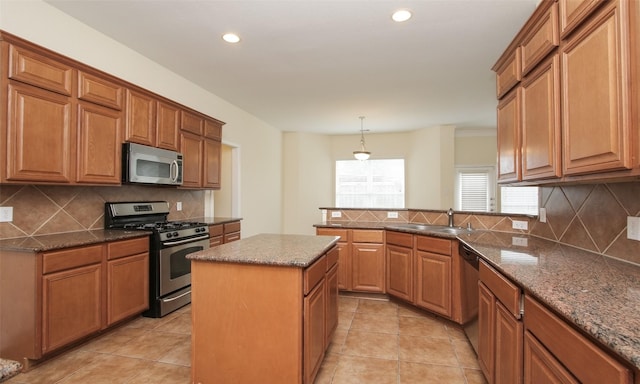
xmin=315 ymin=221 xmax=463 ymax=239
xmin=0 ymin=229 xmax=151 ymax=252
xmin=187 ymin=233 xmax=340 ymax=268
xmin=459 ymin=230 xmax=640 ymax=370
xmin=196 ymin=217 xmax=243 ymax=225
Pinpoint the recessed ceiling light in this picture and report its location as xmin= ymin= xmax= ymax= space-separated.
xmin=392 ymin=9 xmax=412 ymax=22
xmin=222 ymin=33 xmax=240 ymax=43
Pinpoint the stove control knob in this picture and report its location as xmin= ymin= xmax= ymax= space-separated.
xmin=196 ymin=227 xmax=203 ymax=233
xmin=173 ymin=231 xmax=179 ymax=237
xmin=166 ymin=233 xmax=173 ymax=238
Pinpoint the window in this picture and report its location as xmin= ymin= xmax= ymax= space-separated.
xmin=455 ymin=167 xmax=496 ymax=212
xmin=335 ymin=159 xmax=405 ymax=208
xmin=500 ymin=186 xmax=539 ymax=215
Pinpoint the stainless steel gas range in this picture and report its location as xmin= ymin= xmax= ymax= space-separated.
xmin=105 ymin=201 xmax=209 ymax=317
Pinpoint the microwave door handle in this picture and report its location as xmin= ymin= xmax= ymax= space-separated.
xmin=170 ymin=160 xmax=179 ymax=182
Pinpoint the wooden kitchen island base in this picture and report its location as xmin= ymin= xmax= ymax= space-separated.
xmin=189 ymin=234 xmax=339 ymax=384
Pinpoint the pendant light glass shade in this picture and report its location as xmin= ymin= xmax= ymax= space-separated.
xmin=353 ymin=116 xmax=371 ymax=160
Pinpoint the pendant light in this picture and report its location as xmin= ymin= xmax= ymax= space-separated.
xmin=353 ymin=116 xmax=371 ymax=160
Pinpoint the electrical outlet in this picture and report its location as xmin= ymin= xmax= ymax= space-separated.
xmin=176 ymin=202 xmax=182 ymax=211
xmin=512 ymin=220 xmax=528 ymax=230
xmin=512 ymin=237 xmax=528 ymax=247
xmin=0 ymin=207 xmax=13 ymax=222
xmin=387 ymin=211 xmax=399 ymax=219
xmin=539 ymin=208 xmax=547 ymax=223
xmin=331 ymin=211 xmax=342 ymax=218
xmin=628 ymin=217 xmax=640 ymax=241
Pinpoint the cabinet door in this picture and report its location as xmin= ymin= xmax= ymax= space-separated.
xmin=76 ymin=102 xmax=122 ymax=184
xmin=478 ymin=282 xmax=496 ymax=383
xmin=325 ymin=263 xmax=339 ymax=346
xmin=156 ymin=101 xmax=180 ymax=151
xmin=180 ymin=131 xmax=203 ymax=188
xmin=42 ymin=264 xmax=102 ymax=353
xmin=125 ymin=89 xmax=155 ymax=146
xmin=78 ymin=71 xmax=123 ymax=110
xmin=203 ymin=138 xmax=221 ymax=189
xmin=415 ymin=250 xmax=451 ymax=316
xmin=107 ymin=253 xmax=149 ymax=325
xmin=561 ymin=0 xmax=632 ymax=175
xmin=351 ymin=243 xmax=385 ymax=293
xmin=336 ymin=242 xmax=351 ymax=291
xmin=524 ymin=331 xmax=579 ymax=384
xmin=521 ymin=54 xmax=562 ymax=180
xmin=386 ymin=244 xmax=413 ymax=302
xmin=6 ymin=82 xmax=74 ymax=183
xmin=495 ymin=301 xmax=524 ymax=384
xmin=304 ymin=280 xmax=325 ymax=384
xmin=497 ymin=87 xmax=522 ymax=183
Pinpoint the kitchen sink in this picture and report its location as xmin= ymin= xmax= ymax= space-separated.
xmin=388 ymin=223 xmax=472 ymax=235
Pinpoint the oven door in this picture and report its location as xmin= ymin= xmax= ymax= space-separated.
xmin=159 ymin=237 xmax=209 ymax=296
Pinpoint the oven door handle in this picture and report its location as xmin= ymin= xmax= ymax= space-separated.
xmin=163 ymin=235 xmax=210 ymax=246
xmin=161 ymin=290 xmax=191 ymax=303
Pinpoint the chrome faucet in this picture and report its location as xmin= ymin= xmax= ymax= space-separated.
xmin=447 ymin=208 xmax=454 ymax=227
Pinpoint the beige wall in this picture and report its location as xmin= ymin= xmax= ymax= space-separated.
xmin=455 ymin=133 xmax=497 ymax=166
xmin=282 ymin=132 xmax=332 ymax=235
xmin=0 ymin=0 xmax=283 ymax=238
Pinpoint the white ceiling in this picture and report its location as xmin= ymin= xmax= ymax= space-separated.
xmin=45 ymin=0 xmax=538 ymax=135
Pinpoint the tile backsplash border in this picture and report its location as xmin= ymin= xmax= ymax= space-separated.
xmin=0 ymin=184 xmax=205 ymax=239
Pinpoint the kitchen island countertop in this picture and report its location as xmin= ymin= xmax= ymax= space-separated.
xmin=187 ymin=233 xmax=340 ymax=267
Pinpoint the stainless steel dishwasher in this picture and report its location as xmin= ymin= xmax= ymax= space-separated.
xmin=459 ymin=242 xmax=480 ymax=355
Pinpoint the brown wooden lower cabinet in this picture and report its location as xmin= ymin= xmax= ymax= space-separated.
xmin=415 ymin=250 xmax=451 ymax=316
xmin=316 ymin=228 xmax=384 ymax=293
xmin=191 ymin=245 xmax=338 ymax=384
xmin=208 ymin=221 xmax=241 ymax=247
xmin=0 ymin=237 xmax=149 ymax=366
xmin=478 ymin=260 xmax=523 ymax=384
xmin=524 ymin=295 xmax=632 ymax=384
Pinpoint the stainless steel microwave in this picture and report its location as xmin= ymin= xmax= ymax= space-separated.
xmin=122 ymin=143 xmax=183 ymax=186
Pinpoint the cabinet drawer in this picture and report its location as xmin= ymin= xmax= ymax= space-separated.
xmin=415 ymin=235 xmax=451 ymax=255
xmin=43 ymin=245 xmax=103 ymax=274
xmin=209 ymin=224 xmax=223 ymax=237
xmin=352 ymin=229 xmax=384 ymax=243
xmin=224 ymin=232 xmax=241 ymax=243
xmin=495 ymin=47 xmax=522 ymax=98
xmin=304 ymin=255 xmax=327 ymax=295
xmin=78 ymin=71 xmax=123 ymax=110
xmin=223 ymin=221 xmax=241 ymax=234
xmin=107 ymin=237 xmax=149 ymax=260
xmin=8 ymin=44 xmax=73 ymax=96
xmin=524 ymin=295 xmax=632 ymax=384
xmin=479 ymin=260 xmax=521 ymax=318
xmin=386 ymin=230 xmax=413 ymax=248
xmin=316 ymin=228 xmax=349 ymax=242
xmin=209 ymin=236 xmax=223 ymax=247
xmin=326 ymin=246 xmax=339 ymax=271
xmin=521 ymin=2 xmax=559 ymax=76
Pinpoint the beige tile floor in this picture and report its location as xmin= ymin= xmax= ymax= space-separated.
xmin=6 ymin=296 xmax=487 ymax=384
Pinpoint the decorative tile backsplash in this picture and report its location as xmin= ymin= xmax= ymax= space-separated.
xmin=0 ymin=184 xmax=205 ymax=239
xmin=533 ymin=182 xmax=640 ymax=265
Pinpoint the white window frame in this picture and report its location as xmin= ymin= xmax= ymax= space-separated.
xmin=455 ymin=166 xmax=496 ymax=212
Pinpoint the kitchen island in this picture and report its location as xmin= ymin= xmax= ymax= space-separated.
xmin=187 ymin=233 xmax=340 ymax=384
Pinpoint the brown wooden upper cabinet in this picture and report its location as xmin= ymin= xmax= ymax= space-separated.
xmin=2 ymin=35 xmax=122 ymax=185
xmin=493 ymin=0 xmax=638 ymax=184
xmin=180 ymin=110 xmax=224 ymax=189
xmin=124 ymin=89 xmax=180 ymax=152
xmin=1 ymin=30 xmax=226 ymax=187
